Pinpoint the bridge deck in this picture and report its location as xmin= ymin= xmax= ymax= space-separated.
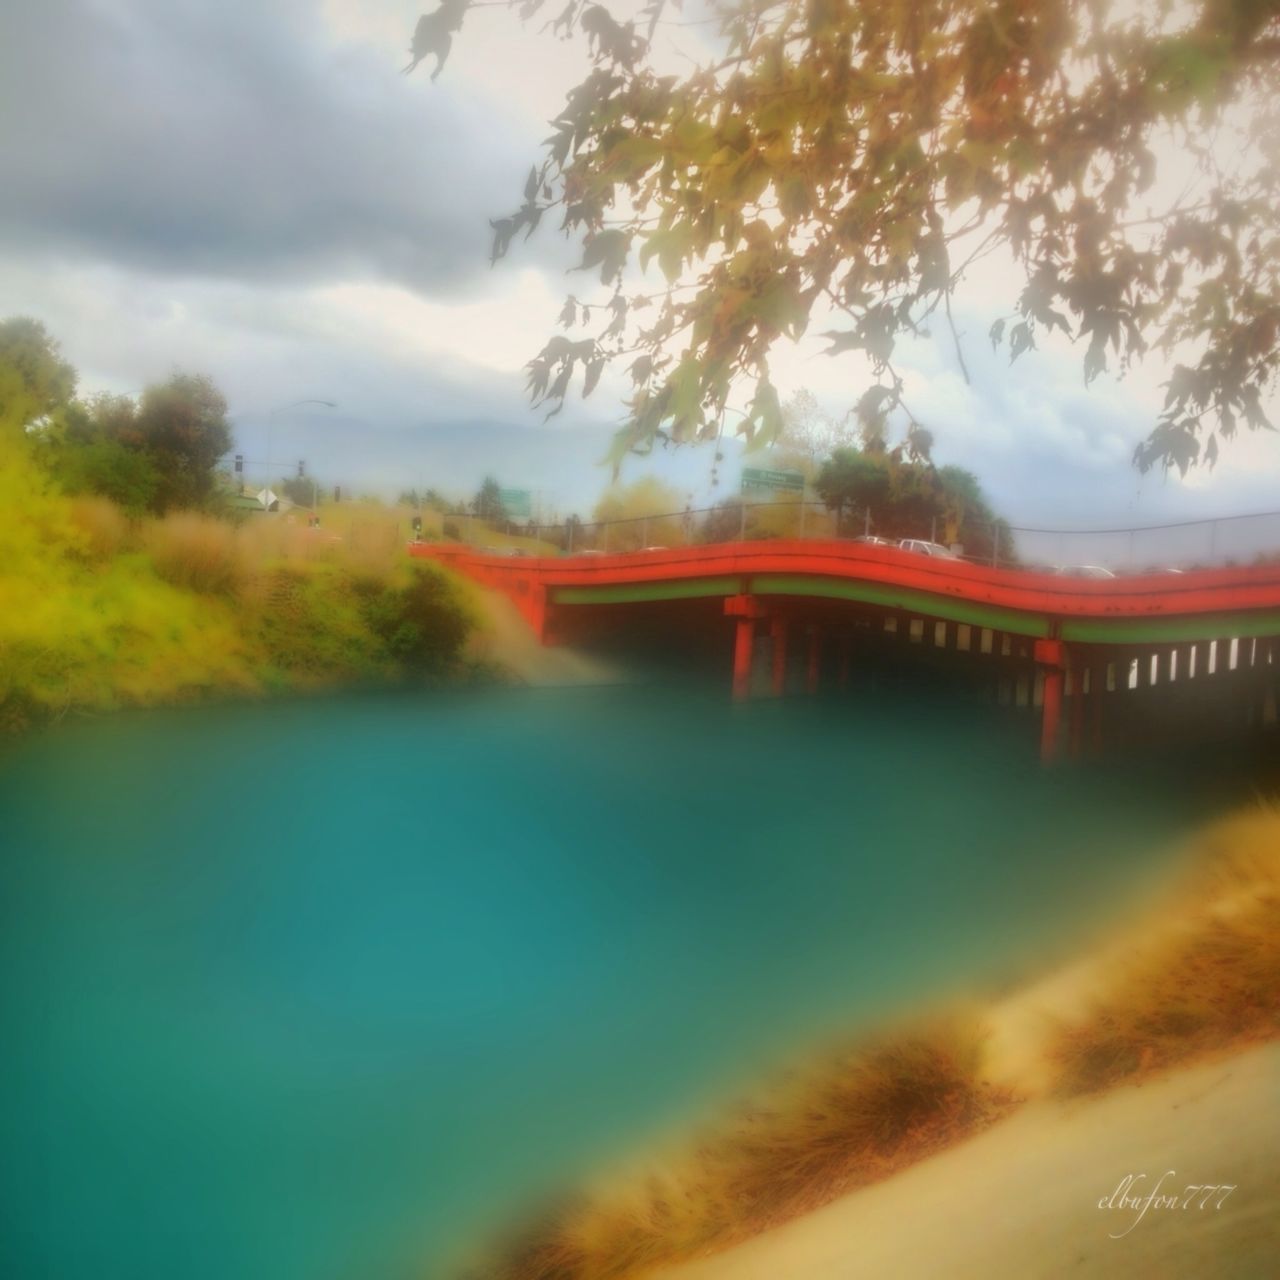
xmin=412 ymin=540 xmax=1280 ymax=645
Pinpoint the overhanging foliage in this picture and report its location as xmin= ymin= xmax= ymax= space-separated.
xmin=411 ymin=0 xmax=1280 ymax=476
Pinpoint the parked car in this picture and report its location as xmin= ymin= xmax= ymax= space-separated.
xmin=898 ymin=539 xmax=960 ymax=559
xmin=854 ymin=535 xmax=894 ymax=546
xmin=1053 ymin=564 xmax=1116 ymax=579
xmin=640 ymin=545 xmax=669 ymax=552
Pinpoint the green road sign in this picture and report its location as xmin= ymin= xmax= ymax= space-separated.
xmin=499 ymin=488 xmax=532 ymax=518
xmin=741 ymin=467 xmax=805 ymax=494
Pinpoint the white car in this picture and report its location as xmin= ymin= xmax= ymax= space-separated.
xmin=898 ymin=539 xmax=960 ymax=560
xmin=854 ymin=535 xmax=894 ymax=547
xmin=1053 ymin=564 xmax=1116 ymax=579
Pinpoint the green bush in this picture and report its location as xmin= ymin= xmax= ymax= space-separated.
xmin=364 ymin=564 xmax=472 ymax=674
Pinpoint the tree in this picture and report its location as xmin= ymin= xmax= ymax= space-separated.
xmin=125 ymin=373 xmax=232 ymax=513
xmin=55 ymin=438 xmax=160 ymax=516
xmin=773 ymin=388 xmax=857 ymax=473
xmin=472 ymin=475 xmax=506 ymax=522
xmin=592 ymin=475 xmax=684 ymax=549
xmin=415 ymin=0 xmax=1280 ymax=476
xmin=816 ymin=445 xmax=1008 ymax=556
xmin=0 ymin=317 xmax=76 ymax=437
xmin=398 ymin=487 xmax=450 ymax=511
xmin=815 ymin=448 xmax=892 ymax=527
xmin=278 ymin=474 xmax=318 ymax=508
xmin=699 ymin=497 xmax=746 ymax=544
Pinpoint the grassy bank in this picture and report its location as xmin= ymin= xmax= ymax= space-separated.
xmin=456 ymin=805 xmax=1280 ymax=1280
xmin=0 ymin=446 xmax=484 ymax=733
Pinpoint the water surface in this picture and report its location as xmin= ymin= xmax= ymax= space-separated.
xmin=0 ymin=682 xmax=1254 ymax=1279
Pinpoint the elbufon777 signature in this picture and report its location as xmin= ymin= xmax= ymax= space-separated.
xmin=1099 ymin=1172 xmax=1237 ymax=1238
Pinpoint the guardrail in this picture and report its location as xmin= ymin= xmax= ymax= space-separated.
xmin=442 ymin=500 xmax=1280 ymax=574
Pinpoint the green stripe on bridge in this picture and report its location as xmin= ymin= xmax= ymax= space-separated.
xmin=550 ymin=574 xmax=1049 ymax=635
xmin=749 ymin=575 xmax=1050 ymax=636
xmin=1061 ymin=612 xmax=1280 ymax=645
xmin=549 ymin=574 xmax=1280 ymax=645
xmin=551 ymin=577 xmax=741 ymax=605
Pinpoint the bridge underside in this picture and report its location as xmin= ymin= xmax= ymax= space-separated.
xmin=549 ymin=590 xmax=1278 ymax=762
xmin=410 ymin=543 xmax=1280 ymax=763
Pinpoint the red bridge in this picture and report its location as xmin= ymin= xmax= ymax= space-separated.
xmin=410 ymin=540 xmax=1280 ymax=762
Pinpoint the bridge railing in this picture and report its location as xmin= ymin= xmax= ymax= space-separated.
xmin=449 ymin=500 xmax=1280 ymax=573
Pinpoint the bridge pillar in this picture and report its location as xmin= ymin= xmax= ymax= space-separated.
xmin=1035 ymin=637 xmax=1065 ymax=764
xmin=725 ymin=594 xmax=768 ymax=700
xmin=806 ymin=627 xmax=822 ymax=695
xmin=770 ymin=616 xmax=790 ymax=697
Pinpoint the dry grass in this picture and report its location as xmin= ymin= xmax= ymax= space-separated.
xmin=1047 ymin=804 xmax=1280 ymax=1096
xmin=455 ymin=808 xmax=1280 ymax=1280
xmin=68 ymin=495 xmax=131 ymax=560
xmin=144 ymin=512 xmax=248 ymax=595
xmin=462 ymin=1016 xmax=1018 ymax=1280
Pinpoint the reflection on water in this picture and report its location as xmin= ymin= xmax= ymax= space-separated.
xmin=0 ymin=681 xmax=1267 ymax=1279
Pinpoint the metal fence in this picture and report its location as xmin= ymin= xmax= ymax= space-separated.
xmin=446 ymin=499 xmax=1280 ymax=572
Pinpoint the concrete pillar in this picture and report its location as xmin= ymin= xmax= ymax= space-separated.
xmin=1035 ymin=637 xmax=1065 ymax=764
xmin=733 ymin=617 xmax=755 ymax=701
xmin=725 ymin=594 xmax=768 ymax=701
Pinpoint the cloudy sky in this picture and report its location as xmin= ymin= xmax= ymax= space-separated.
xmin=3 ymin=0 xmax=1278 ymax=547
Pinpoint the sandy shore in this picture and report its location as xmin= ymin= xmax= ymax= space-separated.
xmin=656 ymin=1040 xmax=1280 ymax=1280
xmin=467 ymin=587 xmax=628 ymax=687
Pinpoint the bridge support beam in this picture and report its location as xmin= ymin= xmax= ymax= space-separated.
xmin=1035 ymin=637 xmax=1065 ymax=764
xmin=725 ymin=594 xmax=769 ymax=701
xmin=770 ymin=617 xmax=790 ymax=697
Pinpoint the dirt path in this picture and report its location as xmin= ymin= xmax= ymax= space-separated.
xmin=658 ymin=1041 xmax=1280 ymax=1280
xmin=468 ymin=588 xmax=629 ymax=687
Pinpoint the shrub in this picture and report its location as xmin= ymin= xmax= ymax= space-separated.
xmin=68 ymin=496 xmax=130 ymax=560
xmin=247 ymin=564 xmax=392 ymax=684
xmin=1047 ymin=805 xmax=1280 ymax=1096
xmin=463 ymin=1016 xmax=1015 ymax=1280
xmin=364 ymin=564 xmax=473 ymax=674
xmin=145 ymin=512 xmax=246 ymax=595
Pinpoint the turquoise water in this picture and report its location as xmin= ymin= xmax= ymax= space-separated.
xmin=0 ymin=682 xmax=1260 ymax=1279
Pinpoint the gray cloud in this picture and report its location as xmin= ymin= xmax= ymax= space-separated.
xmin=0 ymin=0 xmax=548 ymax=294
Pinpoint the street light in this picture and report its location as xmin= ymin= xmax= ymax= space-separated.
xmin=264 ymin=399 xmax=338 ymax=511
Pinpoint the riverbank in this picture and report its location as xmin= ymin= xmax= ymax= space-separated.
xmin=456 ymin=805 xmax=1280 ymax=1280
xmin=659 ymin=1039 xmax=1280 ymax=1280
xmin=0 ymin=448 xmax=485 ymax=733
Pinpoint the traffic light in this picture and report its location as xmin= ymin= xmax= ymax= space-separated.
xmin=233 ymin=454 xmax=243 ymax=474
xmin=297 ymin=460 xmax=305 ymax=479
xmin=333 ymin=485 xmax=341 ymax=503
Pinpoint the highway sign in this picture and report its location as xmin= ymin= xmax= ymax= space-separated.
xmin=499 ymin=488 xmax=533 ymax=518
xmin=741 ymin=467 xmax=805 ymax=493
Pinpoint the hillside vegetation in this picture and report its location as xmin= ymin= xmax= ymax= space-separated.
xmin=0 ymin=444 xmax=479 ymax=734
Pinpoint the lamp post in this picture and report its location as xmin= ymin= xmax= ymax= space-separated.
xmin=266 ymin=399 xmax=337 ymax=512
